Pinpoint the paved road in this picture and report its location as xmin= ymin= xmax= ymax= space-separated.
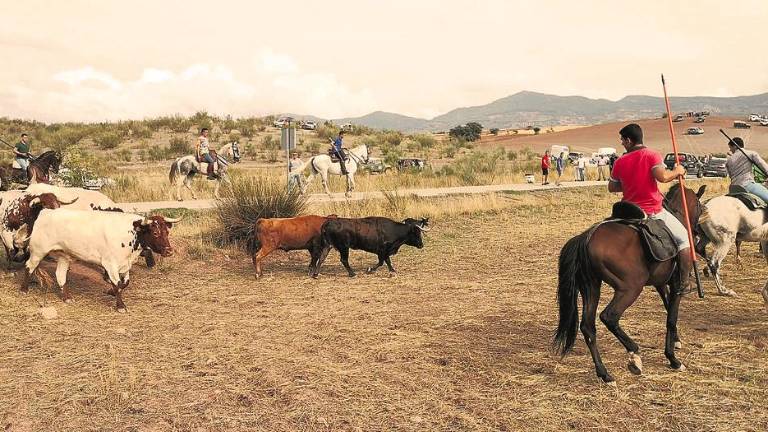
xmin=117 ymin=177 xmax=718 ymax=213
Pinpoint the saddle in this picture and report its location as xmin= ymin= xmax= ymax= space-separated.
xmin=328 ymin=148 xmax=349 ymax=163
xmin=591 ymin=201 xmax=678 ymax=262
xmin=196 ymin=149 xmax=218 ymax=165
xmin=726 ymin=185 xmax=768 ymax=210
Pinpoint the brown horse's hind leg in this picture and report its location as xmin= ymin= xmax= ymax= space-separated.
xmin=579 ymin=279 xmax=613 ymax=383
xmin=664 ymin=289 xmax=685 ymax=371
xmin=599 ymin=285 xmax=643 ymax=375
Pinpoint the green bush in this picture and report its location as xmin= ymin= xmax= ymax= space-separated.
xmin=117 ymin=148 xmax=132 ymax=162
xmin=214 ymin=177 xmax=308 ymax=252
xmin=133 ymin=126 xmax=153 ymax=139
xmin=412 ymin=133 xmax=436 ymax=149
xmin=439 ymin=149 xmax=504 ymax=185
xmin=95 ymin=132 xmax=121 ymax=150
xmin=449 ymin=122 xmax=483 ymax=142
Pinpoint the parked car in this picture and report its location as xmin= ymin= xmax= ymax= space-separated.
xmin=703 ymin=157 xmax=727 ymax=177
xmin=686 ymin=127 xmax=704 ymax=135
xmin=362 ymin=158 xmax=392 ymax=175
xmin=694 ymin=116 xmax=705 ymax=123
xmin=273 ymin=116 xmax=294 ymax=128
xmin=664 ymin=152 xmax=703 ymax=177
xmin=340 ymin=123 xmax=354 ymax=132
xmin=300 ymin=120 xmax=317 ymax=130
xmin=749 ymin=114 xmax=762 ymax=122
xmin=760 ymin=119 xmax=768 ymax=127
xmin=672 ymin=115 xmax=684 ymax=122
xmin=734 ymin=121 xmax=751 ymax=129
xmin=397 ymin=158 xmax=427 ymax=171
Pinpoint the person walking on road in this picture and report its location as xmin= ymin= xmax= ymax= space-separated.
xmin=555 ymin=151 xmax=565 ymax=186
xmin=541 ymin=150 xmax=551 ymax=185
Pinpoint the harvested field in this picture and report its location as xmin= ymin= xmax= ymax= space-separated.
xmin=1 ymin=185 xmax=767 ymax=431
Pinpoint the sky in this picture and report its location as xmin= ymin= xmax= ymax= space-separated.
xmin=1 ymin=0 xmax=767 ymax=123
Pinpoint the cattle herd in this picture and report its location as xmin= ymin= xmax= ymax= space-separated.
xmin=1 ymin=185 xmax=429 ymax=312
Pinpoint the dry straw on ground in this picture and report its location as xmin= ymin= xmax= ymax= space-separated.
xmin=1 ymin=182 xmax=766 ymax=431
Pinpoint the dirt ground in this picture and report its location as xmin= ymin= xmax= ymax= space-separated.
xmin=1 ymin=189 xmax=767 ymax=431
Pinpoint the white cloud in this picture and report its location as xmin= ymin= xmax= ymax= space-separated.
xmin=140 ymin=68 xmax=174 ymax=84
xmin=53 ymin=66 xmax=122 ymax=91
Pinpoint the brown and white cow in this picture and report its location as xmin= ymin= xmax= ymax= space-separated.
xmin=252 ymin=214 xmax=336 ymax=278
xmin=21 ymin=209 xmax=181 ymax=312
xmin=0 ymin=193 xmax=78 ymax=265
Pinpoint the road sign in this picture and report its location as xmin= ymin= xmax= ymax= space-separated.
xmin=281 ymin=127 xmax=296 ymax=151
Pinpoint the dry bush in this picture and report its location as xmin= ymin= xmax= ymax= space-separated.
xmin=214 ymin=177 xmax=308 ymax=252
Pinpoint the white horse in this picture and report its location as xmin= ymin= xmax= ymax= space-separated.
xmin=169 ymin=142 xmax=241 ymax=201
xmin=699 ymin=194 xmax=768 ymax=306
xmin=300 ymin=144 xmax=369 ymax=197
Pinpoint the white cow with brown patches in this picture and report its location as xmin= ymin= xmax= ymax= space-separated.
xmin=21 ymin=209 xmax=181 ymax=312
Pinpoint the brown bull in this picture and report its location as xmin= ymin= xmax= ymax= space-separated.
xmin=252 ymin=215 xmax=336 ymax=278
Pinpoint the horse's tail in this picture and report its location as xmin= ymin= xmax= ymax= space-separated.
xmin=310 ymin=157 xmax=319 ymax=175
xmin=553 ymin=230 xmax=594 ymax=356
xmin=169 ymin=160 xmax=179 ymax=183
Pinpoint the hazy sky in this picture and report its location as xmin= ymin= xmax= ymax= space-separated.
xmin=2 ymin=0 xmax=767 ymax=122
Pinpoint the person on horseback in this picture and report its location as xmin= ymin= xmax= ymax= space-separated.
xmin=14 ymin=133 xmax=32 ymax=173
xmin=608 ymin=123 xmax=692 ymax=294
xmin=196 ymin=128 xmax=217 ymax=180
xmin=331 ymin=130 xmax=348 ymax=175
xmin=725 ymin=137 xmax=768 ymax=202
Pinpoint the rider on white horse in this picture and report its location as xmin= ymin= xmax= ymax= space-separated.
xmin=726 ymin=137 xmax=768 ymax=202
xmin=331 ymin=130 xmax=348 ymax=175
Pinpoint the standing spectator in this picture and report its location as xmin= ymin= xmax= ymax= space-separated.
xmin=541 ymin=150 xmax=551 ymax=185
xmin=597 ymin=155 xmax=608 ymax=181
xmin=576 ymin=156 xmax=587 ymax=181
xmin=555 ymin=151 xmax=566 ymax=186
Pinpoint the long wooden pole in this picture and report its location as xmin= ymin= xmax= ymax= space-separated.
xmin=661 ymin=74 xmax=703 ymax=298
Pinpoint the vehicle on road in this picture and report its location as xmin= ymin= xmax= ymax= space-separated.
xmin=686 ymin=127 xmax=704 ymax=135
xmin=664 ymin=152 xmax=703 ymax=177
xmin=397 ymin=158 xmax=427 ymax=171
xmin=734 ymin=120 xmax=751 ymax=129
xmin=362 ymin=158 xmax=392 ymax=175
xmin=550 ymin=145 xmax=569 ymax=158
xmin=273 ymin=116 xmax=294 ymax=128
xmin=672 ymin=115 xmax=684 ymax=122
xmin=300 ymin=120 xmax=317 ymax=130
xmin=760 ymin=119 xmax=768 ymax=127
xmin=749 ymin=114 xmax=762 ymax=122
xmin=703 ymin=157 xmax=727 ymax=177
xmin=694 ymin=116 xmax=705 ymax=123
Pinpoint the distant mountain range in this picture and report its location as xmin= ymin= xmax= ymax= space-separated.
xmin=308 ymin=91 xmax=768 ymax=132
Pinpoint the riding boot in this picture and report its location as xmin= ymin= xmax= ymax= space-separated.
xmin=676 ymin=248 xmax=693 ymax=295
xmin=206 ymin=162 xmax=216 ymax=180
xmin=339 ymin=157 xmax=349 ymax=175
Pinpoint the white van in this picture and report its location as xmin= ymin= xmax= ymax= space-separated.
xmin=597 ymin=147 xmax=617 ymax=156
xmin=550 ymin=145 xmax=569 ymax=157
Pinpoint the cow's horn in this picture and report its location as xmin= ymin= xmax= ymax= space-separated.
xmin=164 ymin=216 xmax=183 ymax=223
xmin=29 ymin=196 xmax=41 ymax=206
xmin=60 ymin=197 xmax=79 ymax=205
xmin=415 ymin=224 xmax=431 ymax=232
xmin=141 ymin=217 xmax=151 ymax=225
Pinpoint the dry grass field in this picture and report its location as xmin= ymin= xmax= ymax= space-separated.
xmin=1 ymin=183 xmax=767 ymax=431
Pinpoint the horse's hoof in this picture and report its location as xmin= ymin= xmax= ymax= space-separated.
xmin=348 ymin=273 xmax=356 ymax=278
xmin=674 ymin=341 xmax=683 ymax=349
xmin=388 ymin=271 xmax=397 ymax=278
xmin=627 ymin=353 xmax=643 ymax=375
xmin=366 ymin=267 xmax=374 ymax=274
xmin=117 ymin=307 xmax=127 ymax=314
xmin=64 ymin=298 xmax=74 ymax=304
xmin=672 ymin=363 xmax=686 ymax=372
xmin=601 ymin=378 xmax=617 ymax=386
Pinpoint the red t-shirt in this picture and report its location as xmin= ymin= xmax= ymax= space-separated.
xmin=541 ymin=155 xmax=550 ymax=169
xmin=610 ymin=147 xmax=664 ymax=214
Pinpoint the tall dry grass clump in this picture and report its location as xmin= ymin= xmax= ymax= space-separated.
xmin=214 ymin=177 xmax=308 ymax=252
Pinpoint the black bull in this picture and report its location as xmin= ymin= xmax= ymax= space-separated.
xmin=314 ymin=217 xmax=429 ymax=277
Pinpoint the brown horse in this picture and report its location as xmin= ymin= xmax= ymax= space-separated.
xmin=0 ymin=150 xmax=62 ymax=190
xmin=553 ymin=184 xmax=705 ymax=383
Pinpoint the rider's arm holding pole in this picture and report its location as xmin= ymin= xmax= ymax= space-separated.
xmin=653 ymin=164 xmax=687 ymax=183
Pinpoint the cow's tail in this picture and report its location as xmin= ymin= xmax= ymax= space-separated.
xmin=169 ymin=160 xmax=179 ymax=184
xmin=553 ymin=230 xmax=594 ymax=356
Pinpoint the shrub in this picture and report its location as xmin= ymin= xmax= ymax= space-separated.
xmin=117 ymin=149 xmax=132 ymax=162
xmin=169 ymin=136 xmax=191 ymax=154
xmin=490 ymin=128 xmax=499 ymax=135
xmin=263 ymin=135 xmax=279 ymax=150
xmin=439 ymin=149 xmax=504 ymax=185
xmin=449 ymin=123 xmax=482 ymax=142
xmin=95 ymin=132 xmax=121 ymax=150
xmin=214 ymin=177 xmax=307 ymax=252
xmin=412 ymin=133 xmax=436 ymax=149
xmin=507 ymin=150 xmax=518 ymax=161
xmin=133 ymin=126 xmax=153 ymax=139
xmin=533 ymin=127 xmax=541 ymax=135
